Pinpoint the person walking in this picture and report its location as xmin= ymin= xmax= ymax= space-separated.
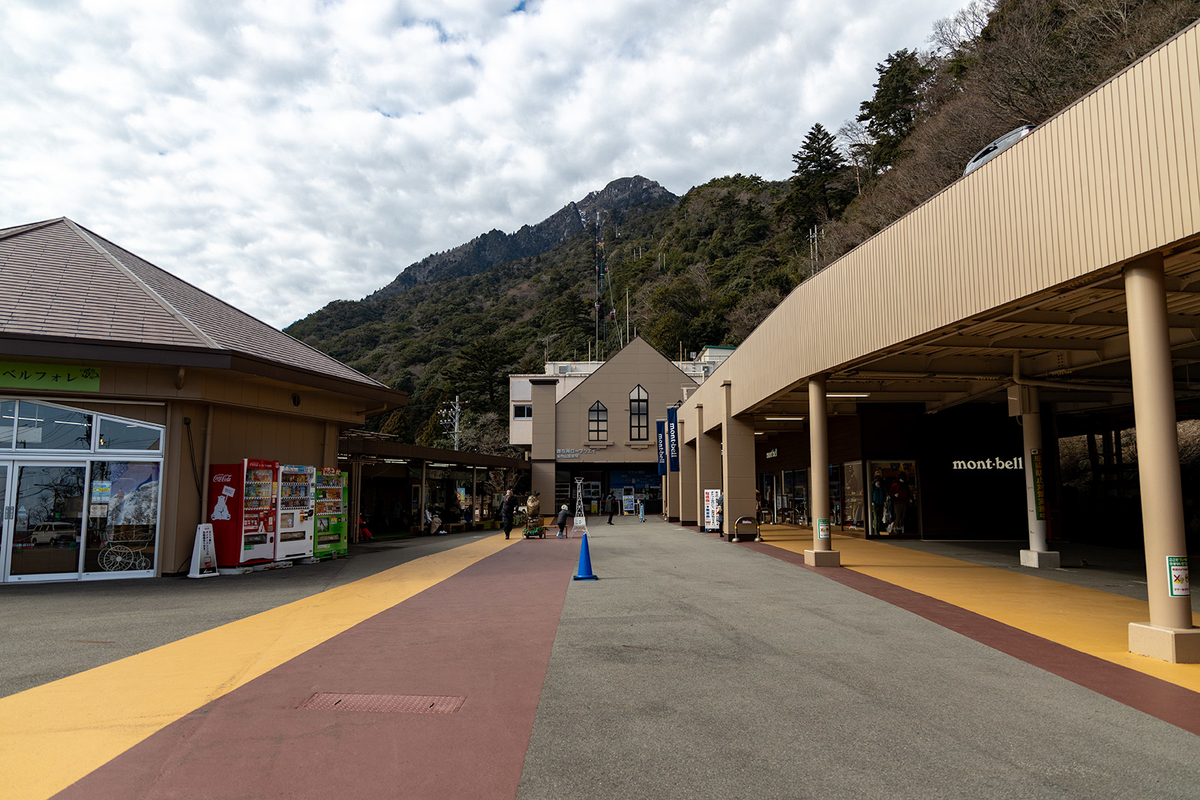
xmin=604 ymin=491 xmax=617 ymax=525
xmin=555 ymin=504 xmax=570 ymax=538
xmin=500 ymin=489 xmax=519 ymax=540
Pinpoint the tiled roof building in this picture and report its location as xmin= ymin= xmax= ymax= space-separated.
xmin=0 ymin=218 xmax=405 ymax=583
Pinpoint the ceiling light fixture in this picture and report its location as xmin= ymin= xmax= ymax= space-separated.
xmin=827 ymin=393 xmax=869 ymax=398
xmin=764 ymin=416 xmax=805 ymax=421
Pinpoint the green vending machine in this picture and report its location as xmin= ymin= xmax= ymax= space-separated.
xmin=314 ymin=468 xmax=348 ymax=559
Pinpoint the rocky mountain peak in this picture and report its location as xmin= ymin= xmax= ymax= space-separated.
xmin=367 ymin=176 xmax=676 ymax=302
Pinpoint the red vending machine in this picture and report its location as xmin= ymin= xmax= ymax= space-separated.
xmin=208 ymin=459 xmax=279 ymax=567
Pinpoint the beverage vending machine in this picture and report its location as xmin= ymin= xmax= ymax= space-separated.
xmin=276 ymin=465 xmax=316 ymax=561
xmin=313 ymin=468 xmax=348 ymax=560
xmin=208 ymin=459 xmax=279 ymax=567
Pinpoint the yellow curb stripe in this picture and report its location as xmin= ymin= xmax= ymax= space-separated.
xmin=0 ymin=534 xmax=519 ymax=800
xmin=762 ymin=531 xmax=1200 ymax=692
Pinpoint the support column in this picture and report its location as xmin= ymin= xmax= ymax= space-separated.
xmin=471 ymin=466 xmax=478 ymax=523
xmin=529 ymin=378 xmax=559 ymax=507
xmin=806 ymin=375 xmax=840 ymax=566
xmin=667 ymin=468 xmax=681 ymax=522
xmin=695 ymin=405 xmax=722 ymax=532
xmin=721 ymin=381 xmax=757 ymax=541
xmin=1019 ymin=387 xmax=1059 ymax=568
xmin=678 ymin=419 xmax=698 ymax=525
xmin=419 ymin=459 xmax=427 ymax=538
xmin=1125 ymin=253 xmax=1199 ymax=663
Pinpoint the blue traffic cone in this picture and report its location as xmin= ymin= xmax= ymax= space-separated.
xmin=573 ymin=532 xmax=599 ymax=580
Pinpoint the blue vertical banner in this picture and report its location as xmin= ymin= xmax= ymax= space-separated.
xmin=666 ymin=407 xmax=680 ymax=472
xmin=656 ymin=420 xmax=667 ymax=476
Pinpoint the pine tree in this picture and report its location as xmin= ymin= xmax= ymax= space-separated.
xmin=857 ymin=49 xmax=932 ymax=169
xmin=789 ymin=123 xmax=854 ymax=224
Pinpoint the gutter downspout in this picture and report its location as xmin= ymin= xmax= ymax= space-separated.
xmin=200 ymin=404 xmax=214 ymax=523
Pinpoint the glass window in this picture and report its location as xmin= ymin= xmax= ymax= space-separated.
xmin=84 ymin=461 xmax=160 ymax=573
xmin=15 ymin=401 xmax=92 ymax=450
xmin=629 ymin=385 xmax=648 ymax=441
xmin=98 ymin=418 xmax=162 ymax=451
xmin=0 ymin=399 xmax=14 ymax=449
xmin=588 ymin=401 xmax=608 ymax=441
xmin=513 ymin=405 xmax=533 ymax=419
xmin=8 ymin=464 xmax=86 ymax=577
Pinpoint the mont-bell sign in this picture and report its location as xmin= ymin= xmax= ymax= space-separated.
xmin=951 ymin=456 xmax=1024 ymax=470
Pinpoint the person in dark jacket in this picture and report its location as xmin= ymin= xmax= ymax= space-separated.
xmin=500 ymin=489 xmax=519 ymax=540
xmin=889 ymin=472 xmax=911 ymax=534
xmin=555 ymin=504 xmax=571 ymax=538
xmin=604 ymin=491 xmax=617 ymax=524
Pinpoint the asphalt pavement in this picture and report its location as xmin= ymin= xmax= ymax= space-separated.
xmin=1 ymin=519 xmax=1198 ymax=799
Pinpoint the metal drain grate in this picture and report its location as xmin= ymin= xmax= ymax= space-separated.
xmin=300 ymin=693 xmax=465 ymax=714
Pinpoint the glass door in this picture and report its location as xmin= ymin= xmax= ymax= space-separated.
xmin=3 ymin=462 xmax=86 ymax=581
xmin=843 ymin=461 xmax=865 ymax=530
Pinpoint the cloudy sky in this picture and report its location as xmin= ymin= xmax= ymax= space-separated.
xmin=1 ymin=0 xmax=964 ymax=329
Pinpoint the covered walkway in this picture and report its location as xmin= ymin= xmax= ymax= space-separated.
xmin=674 ymin=20 xmax=1200 ymax=661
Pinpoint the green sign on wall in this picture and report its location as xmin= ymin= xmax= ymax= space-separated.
xmin=1030 ymin=449 xmax=1046 ymax=521
xmin=0 ymin=362 xmax=100 ymax=392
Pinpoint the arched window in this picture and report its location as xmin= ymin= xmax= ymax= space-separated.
xmin=588 ymin=401 xmax=608 ymax=441
xmin=629 ymin=385 xmax=648 ymax=441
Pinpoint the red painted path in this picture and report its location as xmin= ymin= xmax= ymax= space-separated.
xmin=55 ymin=539 xmax=579 ymax=800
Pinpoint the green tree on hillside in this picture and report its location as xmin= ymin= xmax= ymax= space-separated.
xmin=783 ymin=123 xmax=855 ymax=230
xmin=446 ymin=335 xmax=515 ymax=417
xmin=857 ymin=49 xmax=933 ymax=170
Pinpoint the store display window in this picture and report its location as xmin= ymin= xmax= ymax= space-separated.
xmin=84 ymin=461 xmax=161 ymax=573
xmin=866 ymin=460 xmax=919 ymax=537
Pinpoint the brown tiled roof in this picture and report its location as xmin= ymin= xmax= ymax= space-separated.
xmin=0 ymin=218 xmax=385 ymax=388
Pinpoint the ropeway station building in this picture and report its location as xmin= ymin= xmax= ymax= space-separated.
xmin=665 ymin=22 xmax=1200 ymax=663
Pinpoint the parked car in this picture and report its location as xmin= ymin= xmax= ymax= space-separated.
xmin=963 ymin=125 xmax=1035 ymax=176
xmin=26 ymin=521 xmax=78 ymax=545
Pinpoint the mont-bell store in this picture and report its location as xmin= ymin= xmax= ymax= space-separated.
xmin=756 ymin=404 xmax=1033 ymax=540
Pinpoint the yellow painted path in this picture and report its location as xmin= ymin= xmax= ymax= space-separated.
xmin=0 ymin=534 xmax=518 ymax=800
xmin=762 ymin=529 xmax=1200 ymax=693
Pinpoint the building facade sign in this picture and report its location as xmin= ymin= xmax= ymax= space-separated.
xmin=556 ymin=448 xmax=597 ymax=459
xmin=951 ymin=457 xmax=1023 ymax=470
xmin=666 ymin=407 xmax=679 ymax=472
xmin=0 ymin=362 xmax=100 ymax=392
xmin=656 ymin=421 xmax=667 ymax=476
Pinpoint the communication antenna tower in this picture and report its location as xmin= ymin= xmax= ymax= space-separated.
xmin=573 ymin=476 xmax=589 ymax=535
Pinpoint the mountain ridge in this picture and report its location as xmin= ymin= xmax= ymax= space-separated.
xmin=365 ymin=175 xmax=677 ymax=303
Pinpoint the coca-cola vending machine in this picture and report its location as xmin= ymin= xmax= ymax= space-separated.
xmin=208 ymin=459 xmax=279 ymax=567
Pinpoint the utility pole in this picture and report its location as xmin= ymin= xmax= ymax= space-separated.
xmin=439 ymin=395 xmax=463 ymax=450
xmin=539 ymin=334 xmax=558 ymax=364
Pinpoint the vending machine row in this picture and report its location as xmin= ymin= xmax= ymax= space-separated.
xmin=208 ymin=461 xmax=328 ymax=569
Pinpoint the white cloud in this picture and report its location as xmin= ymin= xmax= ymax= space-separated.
xmin=0 ymin=0 xmax=964 ymax=329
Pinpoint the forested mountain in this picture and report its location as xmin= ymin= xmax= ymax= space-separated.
xmin=286 ymin=0 xmax=1200 ymax=449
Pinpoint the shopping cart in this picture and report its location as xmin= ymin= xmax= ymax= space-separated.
xmin=521 ymin=511 xmax=547 ymax=539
